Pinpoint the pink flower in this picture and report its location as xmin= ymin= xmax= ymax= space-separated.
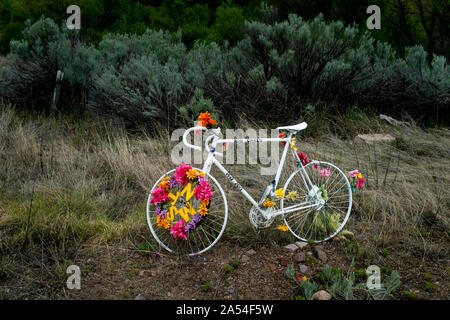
xmin=356 ymin=177 xmax=365 ymax=189
xmin=320 ymin=168 xmax=330 ymax=178
xmin=194 ymin=180 xmax=214 ymax=201
xmin=312 ymin=161 xmax=319 ymax=171
xmin=348 ymin=169 xmax=359 ymax=178
xmin=170 ymin=219 xmax=188 ymax=240
xmin=150 ymin=187 xmax=169 ymax=205
xmin=297 ymin=152 xmax=309 ymax=166
xmin=173 ymin=163 xmax=192 ymax=186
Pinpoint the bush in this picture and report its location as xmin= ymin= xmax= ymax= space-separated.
xmin=0 ymin=17 xmax=98 ymax=111
xmin=0 ymin=15 xmax=448 ymax=127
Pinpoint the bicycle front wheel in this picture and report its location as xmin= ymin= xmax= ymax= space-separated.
xmin=281 ymin=161 xmax=352 ymax=242
xmin=146 ymin=167 xmax=228 ymax=256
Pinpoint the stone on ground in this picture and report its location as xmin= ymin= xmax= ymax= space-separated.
xmin=293 ymin=252 xmax=306 ymax=263
xmin=299 ymin=264 xmax=308 ymax=273
xmin=355 ymin=133 xmax=395 ymax=143
xmin=314 ymin=246 xmax=327 ymax=262
xmin=241 ymin=255 xmax=250 ymax=263
xmin=295 ymin=241 xmax=308 ymax=249
xmin=284 ymin=244 xmax=298 ymax=253
xmin=246 ymin=249 xmax=257 ymax=256
xmin=312 ymin=290 xmax=332 ymax=300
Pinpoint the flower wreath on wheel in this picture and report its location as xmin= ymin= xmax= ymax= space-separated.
xmin=149 ymin=112 xmax=216 ymax=241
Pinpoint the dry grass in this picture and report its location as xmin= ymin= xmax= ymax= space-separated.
xmin=0 ymin=104 xmax=449 ymax=299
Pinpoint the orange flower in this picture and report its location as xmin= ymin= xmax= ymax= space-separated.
xmin=263 ymin=198 xmax=275 ymax=207
xmin=199 ymin=204 xmax=209 ymax=216
xmin=201 ymin=198 xmax=209 ymax=206
xmin=296 ymin=275 xmax=307 ymax=283
xmin=198 ymin=112 xmax=216 ymax=128
xmin=277 ymin=224 xmax=288 ymax=232
xmin=157 ymin=216 xmax=171 ymax=229
xmin=158 ymin=177 xmax=170 ymax=191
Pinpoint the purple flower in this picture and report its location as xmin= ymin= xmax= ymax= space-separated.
xmin=185 ymin=221 xmax=196 ymax=233
xmin=155 ymin=206 xmax=161 ymax=216
xmin=192 ymin=213 xmax=202 ymax=224
xmin=198 ymin=177 xmax=207 ymax=184
xmin=159 ymin=210 xmax=167 ymax=219
xmin=168 ymin=178 xmax=178 ymax=188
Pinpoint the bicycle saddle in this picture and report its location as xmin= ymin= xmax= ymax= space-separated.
xmin=276 ymin=122 xmax=307 ymax=132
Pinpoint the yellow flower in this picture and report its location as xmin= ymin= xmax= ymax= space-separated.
xmin=357 ymin=173 xmax=362 ymax=179
xmin=157 ymin=216 xmax=170 ymax=229
xmin=263 ymin=198 xmax=275 ymax=207
xmin=275 ymin=188 xmax=285 ymax=198
xmin=186 ymin=169 xmax=198 ymax=180
xmin=285 ymin=191 xmax=298 ymax=201
xmin=290 ymin=138 xmax=298 ymax=151
xmin=199 ymin=204 xmax=209 ymax=216
xmin=198 ymin=171 xmax=206 ymax=178
xmin=277 ymin=224 xmax=288 ymax=232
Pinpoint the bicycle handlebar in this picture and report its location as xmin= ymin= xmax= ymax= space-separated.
xmin=182 ymin=126 xmax=223 ymax=157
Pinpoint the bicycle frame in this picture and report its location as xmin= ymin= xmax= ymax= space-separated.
xmin=182 ymin=126 xmax=320 ymax=219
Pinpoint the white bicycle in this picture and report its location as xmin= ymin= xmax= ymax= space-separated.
xmin=147 ymin=122 xmax=352 ymax=256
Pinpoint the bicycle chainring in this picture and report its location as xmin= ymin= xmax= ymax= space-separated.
xmin=249 ymin=206 xmax=275 ymax=228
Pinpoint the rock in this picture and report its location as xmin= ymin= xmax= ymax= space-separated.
xmin=355 ymin=134 xmax=396 ymax=144
xmin=135 ymin=293 xmax=152 ymax=300
xmin=295 ymin=241 xmax=308 ymax=249
xmin=189 ymin=256 xmax=207 ymax=263
xmin=379 ymin=114 xmax=409 ymax=127
xmin=278 ymin=257 xmax=289 ymax=266
xmin=312 ymin=290 xmax=332 ymax=300
xmin=241 ymin=255 xmax=250 ymax=263
xmin=315 ymin=247 xmax=327 ymax=262
xmin=299 ymin=264 xmax=308 ymax=273
xmin=293 ymin=252 xmax=306 ymax=263
xmin=246 ymin=249 xmax=257 ymax=256
xmin=284 ymin=244 xmax=298 ymax=253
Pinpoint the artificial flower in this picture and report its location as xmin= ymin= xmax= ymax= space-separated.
xmin=263 ymin=198 xmax=275 ymax=207
xmin=157 ymin=215 xmax=171 ymax=229
xmin=185 ymin=221 xmax=196 ymax=233
xmin=277 ymin=224 xmax=288 ymax=232
xmin=150 ymin=187 xmax=169 ymax=205
xmin=285 ymin=191 xmax=298 ymax=201
xmin=194 ymin=179 xmax=214 ymax=201
xmin=186 ymin=168 xmax=198 ymax=180
xmin=297 ymin=152 xmax=309 ymax=166
xmin=174 ymin=163 xmax=192 ymax=186
xmin=192 ymin=213 xmax=202 ymax=224
xmin=320 ymin=167 xmax=331 ymax=178
xmin=170 ymin=219 xmax=188 ymax=240
xmin=278 ymin=131 xmax=286 ymax=146
xmin=201 ymin=198 xmax=209 ymax=206
xmin=290 ymin=138 xmax=298 ymax=151
xmin=199 ymin=204 xmax=209 ymax=216
xmin=158 ymin=176 xmax=170 ymax=191
xmin=198 ymin=171 xmax=206 ymax=178
xmin=356 ymin=177 xmax=365 ymax=189
xmin=198 ymin=112 xmax=217 ymax=128
xmin=312 ymin=161 xmax=319 ymax=171
xmin=348 ymin=169 xmax=360 ymax=178
xmin=275 ymin=188 xmax=285 ymax=198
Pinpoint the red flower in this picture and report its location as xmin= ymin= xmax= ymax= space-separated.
xmin=297 ymin=152 xmax=309 ymax=166
xmin=279 ymin=132 xmax=286 ymax=146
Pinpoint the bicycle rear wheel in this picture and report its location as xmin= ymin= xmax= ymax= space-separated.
xmin=147 ymin=168 xmax=228 ymax=256
xmin=281 ymin=161 xmax=352 ymax=242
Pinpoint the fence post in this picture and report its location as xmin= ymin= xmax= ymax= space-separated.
xmin=50 ymin=70 xmax=64 ymax=115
